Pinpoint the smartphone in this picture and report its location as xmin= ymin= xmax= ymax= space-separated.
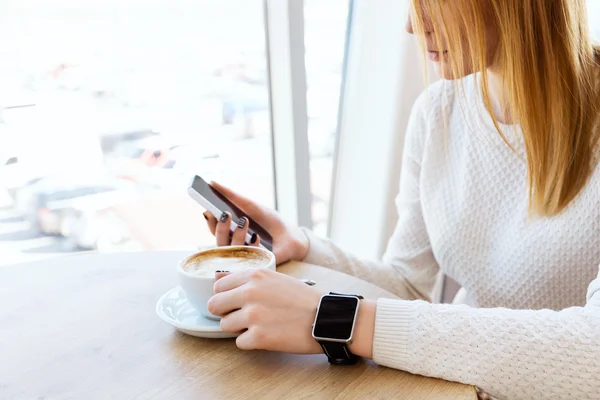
xmin=187 ymin=175 xmax=273 ymax=251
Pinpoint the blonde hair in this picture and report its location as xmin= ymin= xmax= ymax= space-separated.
xmin=411 ymin=0 xmax=600 ymax=216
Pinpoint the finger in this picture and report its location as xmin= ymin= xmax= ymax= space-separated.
xmin=207 ymin=286 xmax=245 ymax=316
xmin=231 ymin=216 xmax=249 ymax=246
xmin=213 ymin=268 xmax=268 ymax=294
xmin=204 ymin=212 xmax=217 ymax=236
xmin=249 ymin=233 xmax=260 ymax=247
xmin=215 ymin=271 xmax=232 ymax=281
xmin=220 ymin=309 xmax=248 ymax=333
xmin=215 ymin=211 xmax=232 ymax=246
xmin=235 ymin=328 xmax=258 ymax=350
xmin=210 ymin=181 xmax=274 ymax=230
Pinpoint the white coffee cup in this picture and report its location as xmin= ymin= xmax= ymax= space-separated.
xmin=178 ymin=246 xmax=276 ymax=320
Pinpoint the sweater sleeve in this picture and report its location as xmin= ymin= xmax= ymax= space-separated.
xmin=373 ymin=265 xmax=600 ymax=400
xmin=301 ymin=92 xmax=440 ymax=301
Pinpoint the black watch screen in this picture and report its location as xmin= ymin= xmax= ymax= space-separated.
xmin=313 ymin=295 xmax=360 ymax=341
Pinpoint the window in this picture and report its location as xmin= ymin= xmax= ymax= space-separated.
xmin=304 ymin=0 xmax=350 ymax=236
xmin=589 ymin=0 xmax=600 ymax=40
xmin=0 ymin=0 xmax=276 ymax=263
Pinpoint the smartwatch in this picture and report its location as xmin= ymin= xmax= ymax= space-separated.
xmin=311 ymin=292 xmax=363 ymax=365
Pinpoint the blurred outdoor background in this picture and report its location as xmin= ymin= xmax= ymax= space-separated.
xmin=0 ymin=0 xmax=348 ymax=266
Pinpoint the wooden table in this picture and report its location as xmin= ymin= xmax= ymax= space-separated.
xmin=0 ymin=251 xmax=477 ymax=400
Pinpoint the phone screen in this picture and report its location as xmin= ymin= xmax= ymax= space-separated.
xmin=190 ymin=175 xmax=273 ymax=251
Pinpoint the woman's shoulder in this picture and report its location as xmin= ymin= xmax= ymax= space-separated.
xmin=405 ymin=75 xmax=478 ymax=156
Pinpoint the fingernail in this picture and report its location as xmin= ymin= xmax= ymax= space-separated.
xmin=237 ymin=217 xmax=247 ymax=229
xmin=250 ymin=233 xmax=258 ymax=244
xmin=220 ymin=212 xmax=228 ymax=223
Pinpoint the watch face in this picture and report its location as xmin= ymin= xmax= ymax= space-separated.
xmin=313 ymin=295 xmax=359 ymax=341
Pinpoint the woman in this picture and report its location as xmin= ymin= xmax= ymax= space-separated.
xmin=204 ymin=1 xmax=600 ymax=398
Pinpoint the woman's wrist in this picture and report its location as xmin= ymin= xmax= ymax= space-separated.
xmin=348 ymin=299 xmax=376 ymax=359
xmin=291 ymin=226 xmax=310 ymax=261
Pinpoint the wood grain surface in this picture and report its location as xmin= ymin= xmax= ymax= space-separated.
xmin=0 ymin=251 xmax=476 ymax=400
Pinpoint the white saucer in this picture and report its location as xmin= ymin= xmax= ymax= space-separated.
xmin=156 ymin=286 xmax=238 ymax=339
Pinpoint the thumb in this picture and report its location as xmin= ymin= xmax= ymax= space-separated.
xmin=209 ymin=181 xmax=275 ymax=229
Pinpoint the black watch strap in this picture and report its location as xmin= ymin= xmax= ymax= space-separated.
xmin=318 ymin=341 xmax=358 ymax=365
xmin=329 ymin=292 xmax=364 ymax=300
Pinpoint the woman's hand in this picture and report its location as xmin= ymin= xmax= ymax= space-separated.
xmin=203 ymin=181 xmax=310 ymax=265
xmin=207 ymin=269 xmax=324 ymax=354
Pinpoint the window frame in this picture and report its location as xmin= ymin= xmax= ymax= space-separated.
xmin=264 ymin=0 xmax=313 ymax=229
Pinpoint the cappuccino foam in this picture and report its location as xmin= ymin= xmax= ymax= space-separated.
xmin=183 ymin=248 xmax=270 ymax=277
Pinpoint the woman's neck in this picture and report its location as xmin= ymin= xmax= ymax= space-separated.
xmin=486 ymin=68 xmax=515 ymax=125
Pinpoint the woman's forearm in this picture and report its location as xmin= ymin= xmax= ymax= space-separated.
xmin=348 ymin=299 xmax=377 ymax=359
xmin=370 ymin=270 xmax=600 ymax=400
xmin=300 ymin=228 xmax=437 ymax=301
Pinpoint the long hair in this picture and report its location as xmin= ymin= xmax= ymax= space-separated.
xmin=410 ymin=0 xmax=600 ymax=216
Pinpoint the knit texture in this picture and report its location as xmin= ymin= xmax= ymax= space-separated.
xmin=301 ymin=74 xmax=600 ymax=399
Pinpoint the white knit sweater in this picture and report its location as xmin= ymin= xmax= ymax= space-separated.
xmin=302 ymin=74 xmax=600 ymax=400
